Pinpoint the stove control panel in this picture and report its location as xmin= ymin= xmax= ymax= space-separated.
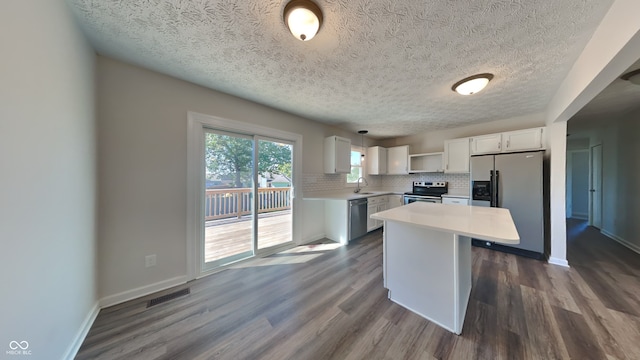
xmin=413 ymin=181 xmax=447 ymax=188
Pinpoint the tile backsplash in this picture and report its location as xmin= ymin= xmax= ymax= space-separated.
xmin=380 ymin=173 xmax=470 ymax=191
xmin=301 ymin=173 xmax=382 ymax=193
xmin=301 ymin=172 xmax=468 ymax=193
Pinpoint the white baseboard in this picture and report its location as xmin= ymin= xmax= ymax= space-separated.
xmin=571 ymin=212 xmax=588 ymax=220
xmin=99 ymin=275 xmax=188 ymax=308
xmin=299 ymin=233 xmax=326 ymax=245
xmin=548 ymin=257 xmax=570 ymax=268
xmin=63 ymin=301 xmax=100 ymax=360
xmin=601 ymin=229 xmax=640 ymax=255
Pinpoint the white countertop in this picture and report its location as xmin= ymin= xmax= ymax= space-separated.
xmin=303 ymin=190 xmax=404 ymax=201
xmin=371 ymin=202 xmax=519 ymax=244
xmin=305 ymin=188 xmax=469 ymax=200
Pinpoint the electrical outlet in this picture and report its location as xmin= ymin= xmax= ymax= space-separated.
xmin=145 ymin=254 xmax=156 ymax=268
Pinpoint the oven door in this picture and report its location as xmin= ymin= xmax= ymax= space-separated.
xmin=403 ymin=195 xmax=442 ymax=205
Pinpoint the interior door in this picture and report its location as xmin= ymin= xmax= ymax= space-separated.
xmin=590 ymin=144 xmax=603 ymax=229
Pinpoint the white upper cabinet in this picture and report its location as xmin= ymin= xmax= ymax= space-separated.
xmin=470 ymin=133 xmax=502 ymax=155
xmin=387 ymin=145 xmax=409 ymax=174
xmin=444 ymin=138 xmax=470 ymax=173
xmin=367 ymin=146 xmax=387 ymax=175
xmin=470 ymin=127 xmax=546 ymax=155
xmin=502 ymin=127 xmax=545 ymax=152
xmin=324 ymin=136 xmax=351 ymax=174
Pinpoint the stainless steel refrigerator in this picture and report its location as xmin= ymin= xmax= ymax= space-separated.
xmin=470 ymin=151 xmax=544 ymax=258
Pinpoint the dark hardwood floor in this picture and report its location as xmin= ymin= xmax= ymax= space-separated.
xmin=77 ymin=220 xmax=640 ymax=359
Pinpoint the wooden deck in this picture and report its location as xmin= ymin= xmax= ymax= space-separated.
xmin=205 ymin=210 xmax=292 ymax=263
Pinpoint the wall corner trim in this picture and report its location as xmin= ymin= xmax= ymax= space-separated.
xmin=63 ymin=302 xmax=100 ymax=360
xmin=548 ymin=257 xmax=570 ymax=268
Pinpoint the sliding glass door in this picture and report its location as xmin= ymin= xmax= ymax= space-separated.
xmin=256 ymin=137 xmax=293 ymax=251
xmin=201 ymin=131 xmax=294 ymax=270
xmin=203 ymin=130 xmax=255 ymax=267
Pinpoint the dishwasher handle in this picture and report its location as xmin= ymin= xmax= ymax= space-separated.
xmin=349 ymin=198 xmax=368 ymax=206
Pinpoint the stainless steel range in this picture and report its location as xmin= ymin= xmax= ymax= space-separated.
xmin=403 ymin=181 xmax=448 ymax=204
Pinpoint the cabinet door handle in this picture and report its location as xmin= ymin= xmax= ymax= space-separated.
xmin=498 ymin=141 xmax=501 ymax=149
xmin=506 ymin=140 xmax=510 ymax=148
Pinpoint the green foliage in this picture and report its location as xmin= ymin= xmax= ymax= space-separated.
xmin=258 ymin=140 xmax=292 ymax=178
xmin=347 ymin=166 xmax=361 ymax=183
xmin=205 ymin=133 xmax=292 ymax=188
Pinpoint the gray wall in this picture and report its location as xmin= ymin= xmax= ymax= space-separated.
xmin=570 ymin=107 xmax=640 ymax=253
xmin=0 ymin=1 xmax=97 ymax=359
xmin=96 ymin=57 xmax=356 ymax=303
xmin=599 ymin=111 xmax=640 ymax=251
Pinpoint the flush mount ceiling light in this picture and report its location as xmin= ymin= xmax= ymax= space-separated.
xmin=621 ymin=69 xmax=640 ymax=85
xmin=452 ymin=73 xmax=494 ymax=95
xmin=284 ymin=0 xmax=323 ymax=41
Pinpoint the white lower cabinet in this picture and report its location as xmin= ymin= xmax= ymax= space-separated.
xmin=367 ymin=196 xmax=388 ymax=231
xmin=442 ymin=197 xmax=469 ymax=206
xmin=387 ymin=195 xmax=403 ymax=209
xmin=367 ymin=203 xmax=378 ymax=232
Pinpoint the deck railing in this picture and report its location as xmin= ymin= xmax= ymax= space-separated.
xmin=205 ymin=187 xmax=292 ymax=221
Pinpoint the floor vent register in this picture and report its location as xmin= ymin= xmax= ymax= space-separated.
xmin=147 ymin=288 xmax=190 ymax=308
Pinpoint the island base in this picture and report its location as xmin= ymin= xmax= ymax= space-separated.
xmin=383 ymin=221 xmax=472 ymax=335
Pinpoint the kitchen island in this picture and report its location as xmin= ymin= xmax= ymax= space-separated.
xmin=371 ymin=202 xmax=519 ymax=334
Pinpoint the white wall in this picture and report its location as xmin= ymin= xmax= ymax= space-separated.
xmin=0 ymin=1 xmax=97 ymax=359
xmin=96 ymin=57 xmax=357 ymax=303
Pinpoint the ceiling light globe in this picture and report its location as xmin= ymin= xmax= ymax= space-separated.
xmin=628 ymin=73 xmax=640 ymax=86
xmin=286 ymin=7 xmax=320 ymax=41
xmin=455 ymin=77 xmax=490 ymax=95
xmin=452 ymin=73 xmax=494 ymax=95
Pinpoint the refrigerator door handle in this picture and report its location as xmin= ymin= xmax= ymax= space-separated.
xmin=489 ymin=170 xmax=495 ymax=207
xmin=495 ymin=170 xmax=500 ymax=207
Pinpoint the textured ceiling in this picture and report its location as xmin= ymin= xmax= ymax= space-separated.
xmin=67 ymin=0 xmax=615 ymax=138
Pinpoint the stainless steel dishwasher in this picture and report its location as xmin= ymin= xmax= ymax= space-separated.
xmin=348 ymin=198 xmax=368 ymax=241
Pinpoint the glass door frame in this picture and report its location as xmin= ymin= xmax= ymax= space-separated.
xmin=187 ymin=111 xmax=302 ymax=279
xmin=202 ymin=128 xmax=255 ymax=271
xmin=254 ymin=135 xmax=295 ymax=256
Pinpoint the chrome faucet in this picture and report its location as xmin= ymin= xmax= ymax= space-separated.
xmin=354 ymin=177 xmax=369 ymax=193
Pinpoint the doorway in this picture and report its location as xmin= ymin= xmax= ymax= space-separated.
xmin=566 ymin=150 xmax=589 ymax=220
xmin=589 ymin=144 xmax=603 ymax=229
xmin=187 ymin=112 xmax=302 ymax=278
xmin=202 ymin=132 xmax=295 ymax=270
